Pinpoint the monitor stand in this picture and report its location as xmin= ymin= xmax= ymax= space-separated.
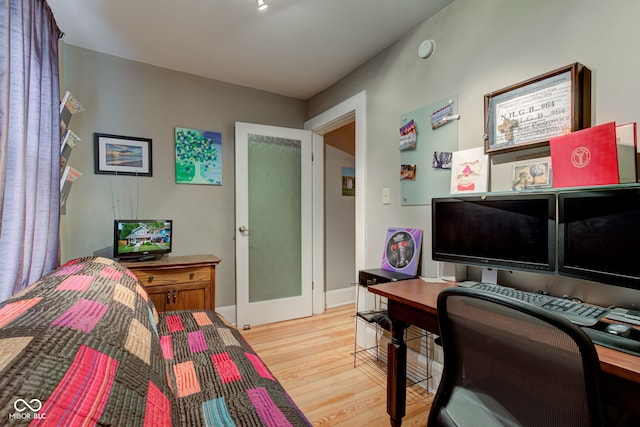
xmin=481 ymin=267 xmax=498 ymax=284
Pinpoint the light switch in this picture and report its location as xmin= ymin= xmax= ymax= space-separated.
xmin=382 ymin=187 xmax=391 ymax=205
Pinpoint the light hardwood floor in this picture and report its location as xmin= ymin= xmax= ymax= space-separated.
xmin=240 ymin=304 xmax=433 ymax=426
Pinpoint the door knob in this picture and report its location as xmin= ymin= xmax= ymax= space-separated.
xmin=239 ymin=226 xmax=249 ymax=233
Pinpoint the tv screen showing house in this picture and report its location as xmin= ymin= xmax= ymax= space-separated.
xmin=114 ymin=219 xmax=172 ymax=260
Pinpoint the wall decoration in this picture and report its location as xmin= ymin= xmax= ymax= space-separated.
xmin=432 ymin=151 xmax=452 ymax=169
xmin=399 ymin=119 xmax=417 ymax=151
xmin=400 ymin=95 xmax=459 ymax=205
xmin=430 ymin=99 xmax=455 ymax=129
xmin=341 ymin=167 xmax=355 ymax=196
xmin=381 ymin=227 xmax=422 ymax=276
xmin=175 ymin=127 xmax=222 ymax=185
xmin=512 ymin=158 xmax=552 ymax=190
xmin=400 ymin=164 xmax=416 ymax=180
xmin=450 ymin=147 xmax=488 ymax=194
xmin=484 ymin=62 xmax=591 ymax=154
xmin=94 ymin=133 xmax=152 ymax=177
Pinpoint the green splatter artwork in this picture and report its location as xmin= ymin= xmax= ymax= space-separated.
xmin=175 ymin=127 xmax=222 ymax=185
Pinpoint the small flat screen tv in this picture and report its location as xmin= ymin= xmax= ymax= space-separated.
xmin=558 ymin=187 xmax=640 ymax=291
xmin=114 ymin=219 xmax=172 ymax=261
xmin=432 ymin=193 xmax=556 ymax=274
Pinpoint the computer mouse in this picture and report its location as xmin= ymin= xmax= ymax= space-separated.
xmin=605 ymin=323 xmax=633 ymax=338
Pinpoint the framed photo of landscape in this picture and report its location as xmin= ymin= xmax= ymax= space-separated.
xmin=94 ymin=133 xmax=152 ymax=176
xmin=484 ymin=63 xmax=591 ymax=154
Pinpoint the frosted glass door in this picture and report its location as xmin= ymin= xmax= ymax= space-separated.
xmin=235 ymin=123 xmax=312 ymax=328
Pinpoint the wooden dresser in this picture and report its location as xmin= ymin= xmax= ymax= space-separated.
xmin=122 ymin=254 xmax=220 ymax=312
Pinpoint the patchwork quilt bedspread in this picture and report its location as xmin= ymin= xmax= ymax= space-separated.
xmin=159 ymin=310 xmax=309 ymax=426
xmin=0 ymin=256 xmax=310 ymax=426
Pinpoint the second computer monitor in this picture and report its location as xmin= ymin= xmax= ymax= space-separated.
xmin=558 ymin=186 xmax=640 ymax=291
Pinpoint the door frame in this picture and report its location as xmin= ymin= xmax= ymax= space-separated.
xmin=304 ymin=90 xmax=367 ymax=314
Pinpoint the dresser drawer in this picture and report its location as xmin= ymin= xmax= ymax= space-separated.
xmin=130 ymin=265 xmax=211 ymax=287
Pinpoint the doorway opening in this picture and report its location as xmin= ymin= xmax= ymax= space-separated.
xmin=304 ymin=91 xmax=367 ymax=314
xmin=323 ymin=123 xmax=356 ymax=307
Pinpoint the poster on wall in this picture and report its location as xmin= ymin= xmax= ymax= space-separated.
xmin=341 ymin=167 xmax=355 ymax=196
xmin=380 ymin=227 xmax=422 ymax=276
xmin=175 ymin=127 xmax=222 ymax=185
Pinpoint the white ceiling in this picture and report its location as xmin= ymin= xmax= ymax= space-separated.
xmin=46 ymin=0 xmax=454 ymax=100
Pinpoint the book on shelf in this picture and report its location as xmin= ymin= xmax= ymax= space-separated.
xmin=616 ymin=122 xmax=637 ymax=183
xmin=549 ymin=122 xmax=619 ymax=188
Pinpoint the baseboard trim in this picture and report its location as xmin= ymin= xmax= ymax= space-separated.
xmin=216 ymin=287 xmax=354 ymax=326
xmin=215 ymin=305 xmax=236 ymax=325
xmin=326 ymin=286 xmax=355 ymax=308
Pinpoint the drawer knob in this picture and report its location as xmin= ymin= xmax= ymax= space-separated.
xmin=147 ymin=275 xmax=154 ymax=283
xmin=189 ymin=272 xmax=195 ymax=280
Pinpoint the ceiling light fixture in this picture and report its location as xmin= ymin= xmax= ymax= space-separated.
xmin=257 ymin=0 xmax=268 ymax=12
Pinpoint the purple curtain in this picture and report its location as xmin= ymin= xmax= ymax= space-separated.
xmin=0 ymin=0 xmax=61 ymax=301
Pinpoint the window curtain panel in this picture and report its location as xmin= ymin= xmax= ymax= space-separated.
xmin=0 ymin=0 xmax=61 ymax=301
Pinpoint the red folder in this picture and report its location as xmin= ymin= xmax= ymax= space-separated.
xmin=550 ymin=122 xmax=619 ymax=188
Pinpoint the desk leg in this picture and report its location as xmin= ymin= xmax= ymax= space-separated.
xmin=387 ymin=319 xmax=408 ymax=427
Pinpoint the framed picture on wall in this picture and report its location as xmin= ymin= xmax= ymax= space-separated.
xmin=484 ymin=63 xmax=591 ymax=154
xmin=175 ymin=127 xmax=222 ymax=185
xmin=94 ymin=133 xmax=152 ymax=177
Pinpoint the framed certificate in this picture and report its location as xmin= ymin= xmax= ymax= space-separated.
xmin=484 ymin=63 xmax=591 ymax=154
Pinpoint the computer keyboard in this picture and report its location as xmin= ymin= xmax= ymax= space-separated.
xmin=471 ymin=282 xmax=609 ymax=327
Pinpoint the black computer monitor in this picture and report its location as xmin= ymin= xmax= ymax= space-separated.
xmin=558 ymin=187 xmax=640 ymax=291
xmin=432 ymin=193 xmax=556 ymax=275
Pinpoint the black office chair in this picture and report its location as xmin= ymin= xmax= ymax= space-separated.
xmin=428 ymin=287 xmax=606 ymax=427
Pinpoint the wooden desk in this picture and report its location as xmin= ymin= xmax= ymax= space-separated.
xmin=369 ymin=279 xmax=640 ymax=427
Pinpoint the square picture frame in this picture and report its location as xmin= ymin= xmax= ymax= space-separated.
xmin=175 ymin=127 xmax=222 ymax=185
xmin=512 ymin=159 xmax=552 ymax=191
xmin=484 ymin=63 xmax=591 ymax=154
xmin=94 ymin=133 xmax=152 ymax=176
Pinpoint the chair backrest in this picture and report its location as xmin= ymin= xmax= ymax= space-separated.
xmin=428 ymin=287 xmax=605 ymax=427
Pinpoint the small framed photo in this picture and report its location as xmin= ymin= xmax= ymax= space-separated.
xmin=512 ymin=159 xmax=552 ymax=190
xmin=94 ymin=133 xmax=152 ymax=177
